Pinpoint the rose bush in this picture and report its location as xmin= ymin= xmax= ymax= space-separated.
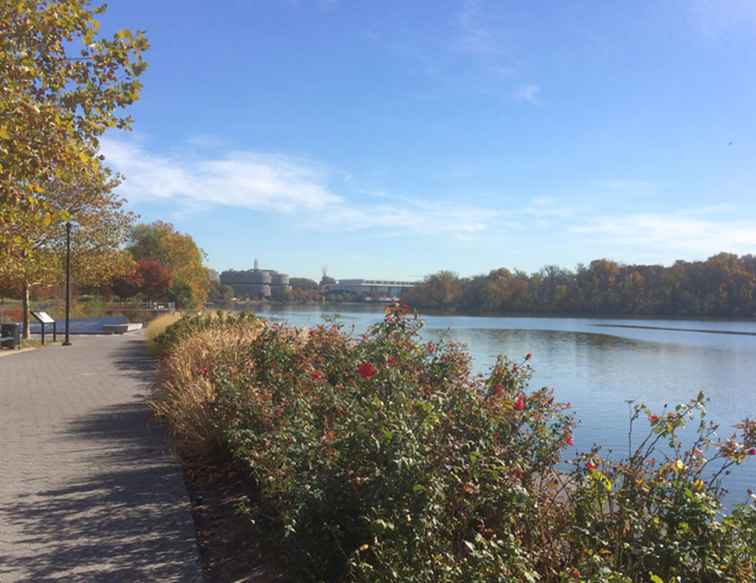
xmin=151 ymin=305 xmax=755 ymax=582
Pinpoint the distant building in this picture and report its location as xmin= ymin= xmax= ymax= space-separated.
xmin=328 ymin=279 xmax=416 ymax=300
xmin=220 ymin=260 xmax=290 ymax=299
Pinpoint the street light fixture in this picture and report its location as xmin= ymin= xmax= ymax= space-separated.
xmin=63 ymin=221 xmax=72 ymax=346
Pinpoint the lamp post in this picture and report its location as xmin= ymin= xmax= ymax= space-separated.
xmin=63 ymin=221 xmax=72 ymax=346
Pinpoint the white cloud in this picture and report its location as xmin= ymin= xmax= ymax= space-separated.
xmin=513 ymin=83 xmax=540 ymax=104
xmin=101 ymin=137 xmax=342 ymax=212
xmin=572 ymin=212 xmax=756 ymax=256
xmin=103 ymin=137 xmax=754 ymax=257
xmin=319 ymin=198 xmax=501 ymax=237
xmin=101 ymin=136 xmax=500 ymax=237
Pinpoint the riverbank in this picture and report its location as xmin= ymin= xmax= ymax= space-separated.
xmin=149 ymin=310 xmax=756 ymax=583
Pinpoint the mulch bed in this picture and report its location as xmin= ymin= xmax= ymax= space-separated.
xmin=181 ymin=461 xmax=286 ymax=582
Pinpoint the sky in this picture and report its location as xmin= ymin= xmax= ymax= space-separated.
xmin=96 ymin=0 xmax=756 ymax=281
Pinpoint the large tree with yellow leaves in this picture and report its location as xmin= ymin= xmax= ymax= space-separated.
xmin=0 ymin=0 xmax=148 ymax=336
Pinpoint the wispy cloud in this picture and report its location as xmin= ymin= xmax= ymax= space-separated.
xmin=101 ymin=136 xmax=501 ymax=237
xmin=572 ymin=212 xmax=756 ymax=256
xmin=688 ymin=0 xmax=756 ymax=35
xmin=319 ymin=198 xmax=503 ymax=238
xmin=453 ymin=2 xmax=542 ymax=101
xmin=102 ymin=136 xmax=753 ymax=260
xmin=456 ymin=0 xmax=499 ymax=57
xmin=101 ymin=137 xmax=342 ymax=213
xmin=513 ymin=83 xmax=540 ymax=104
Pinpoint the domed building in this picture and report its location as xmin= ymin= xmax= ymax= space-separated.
xmin=220 ymin=259 xmax=290 ymax=299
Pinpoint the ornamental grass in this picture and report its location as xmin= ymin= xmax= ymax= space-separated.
xmin=151 ymin=306 xmax=755 ymax=583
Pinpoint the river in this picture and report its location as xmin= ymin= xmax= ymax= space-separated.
xmin=249 ymin=304 xmax=756 ymax=508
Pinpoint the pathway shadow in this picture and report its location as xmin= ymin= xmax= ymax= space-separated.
xmin=110 ymin=335 xmax=158 ymax=386
xmin=0 ymin=361 xmax=201 ymax=581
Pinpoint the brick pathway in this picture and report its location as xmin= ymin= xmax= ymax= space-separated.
xmin=0 ymin=334 xmax=203 ymax=582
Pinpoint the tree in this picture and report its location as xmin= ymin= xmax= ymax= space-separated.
xmin=127 ymin=222 xmax=209 ymax=308
xmin=290 ymin=277 xmax=319 ymax=291
xmin=208 ymin=281 xmax=235 ymax=307
xmin=320 ymin=274 xmax=336 ymax=287
xmin=402 ymin=254 xmax=756 ymax=318
xmin=136 ymin=259 xmax=172 ymax=301
xmin=404 ymin=271 xmax=463 ymax=309
xmin=112 ymin=265 xmax=144 ymax=299
xmin=1 ymin=0 xmax=148 ymax=271
xmin=0 ymin=166 xmax=136 ymax=337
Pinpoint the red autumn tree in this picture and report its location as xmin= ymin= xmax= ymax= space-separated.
xmin=137 ymin=259 xmax=172 ymax=300
xmin=112 ymin=266 xmax=144 ymax=299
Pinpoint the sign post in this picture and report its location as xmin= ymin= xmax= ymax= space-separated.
xmin=63 ymin=221 xmax=72 ymax=346
xmin=31 ymin=311 xmax=56 ymax=345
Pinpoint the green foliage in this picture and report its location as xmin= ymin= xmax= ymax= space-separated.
xmin=153 ymin=306 xmax=756 ymax=582
xmin=405 ymin=254 xmax=756 ymax=317
xmin=208 ymin=281 xmax=235 ymax=307
xmin=290 ymin=277 xmax=320 ymax=291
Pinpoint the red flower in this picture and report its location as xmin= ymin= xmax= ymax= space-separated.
xmin=311 ymin=371 xmax=323 ymax=381
xmin=748 ymin=448 xmax=756 ymax=456
xmin=514 ymin=394 xmax=526 ymax=411
xmin=649 ymin=414 xmax=659 ymax=424
xmin=524 ymin=352 xmax=532 ymax=361
xmin=357 ymin=362 xmax=377 ymax=379
xmin=387 ymin=355 xmax=398 ymax=366
xmin=196 ymin=367 xmax=209 ymax=376
xmin=493 ymin=383 xmax=505 ymax=398
xmin=586 ymin=461 xmax=597 ymax=471
xmin=564 ymin=435 xmax=574 ymax=447
xmin=568 ymin=568 xmax=581 ymax=579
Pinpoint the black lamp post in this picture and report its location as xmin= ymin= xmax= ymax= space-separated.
xmin=63 ymin=221 xmax=72 ymax=346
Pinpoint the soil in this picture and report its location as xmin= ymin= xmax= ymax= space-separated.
xmin=181 ymin=461 xmax=287 ymax=583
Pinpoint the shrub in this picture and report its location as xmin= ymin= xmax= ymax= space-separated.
xmin=152 ymin=305 xmax=755 ymax=582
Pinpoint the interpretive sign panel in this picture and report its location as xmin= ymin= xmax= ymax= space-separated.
xmin=32 ymin=311 xmax=55 ymax=324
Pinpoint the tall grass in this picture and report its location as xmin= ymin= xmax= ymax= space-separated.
xmin=150 ymin=312 xmax=266 ymax=458
xmin=144 ymin=312 xmax=183 ymax=352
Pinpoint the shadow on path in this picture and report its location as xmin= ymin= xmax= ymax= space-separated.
xmin=0 ymin=337 xmax=201 ymax=582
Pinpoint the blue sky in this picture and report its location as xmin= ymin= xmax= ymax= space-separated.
xmin=98 ymin=0 xmax=756 ymax=281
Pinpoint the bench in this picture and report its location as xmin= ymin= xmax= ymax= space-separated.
xmin=0 ymin=323 xmax=21 ymax=349
xmin=103 ymin=323 xmax=143 ymax=334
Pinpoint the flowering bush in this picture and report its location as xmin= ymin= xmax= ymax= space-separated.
xmin=152 ymin=305 xmax=755 ymax=582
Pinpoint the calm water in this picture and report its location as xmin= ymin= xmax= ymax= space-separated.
xmin=251 ymin=304 xmax=756 ymax=507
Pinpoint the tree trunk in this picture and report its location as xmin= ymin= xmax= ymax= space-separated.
xmin=22 ymin=281 xmax=30 ymax=340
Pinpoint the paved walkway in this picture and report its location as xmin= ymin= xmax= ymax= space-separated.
xmin=0 ymin=334 xmax=203 ymax=582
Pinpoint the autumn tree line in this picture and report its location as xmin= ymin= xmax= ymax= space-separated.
xmin=402 ymin=253 xmax=756 ymax=317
